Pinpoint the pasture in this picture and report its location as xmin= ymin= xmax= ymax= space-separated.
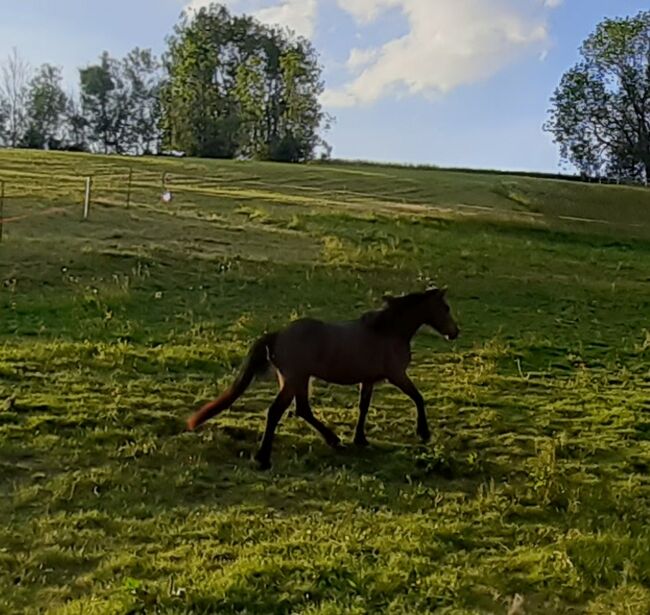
xmin=1 ymin=150 xmax=649 ymax=614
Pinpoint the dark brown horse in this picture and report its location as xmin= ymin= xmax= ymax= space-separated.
xmin=187 ymin=288 xmax=459 ymax=469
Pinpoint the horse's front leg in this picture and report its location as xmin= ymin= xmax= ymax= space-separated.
xmin=354 ymin=382 xmax=374 ymax=446
xmin=388 ymin=373 xmax=430 ymax=443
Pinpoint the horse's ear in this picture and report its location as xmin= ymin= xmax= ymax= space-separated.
xmin=426 ymin=287 xmax=447 ymax=298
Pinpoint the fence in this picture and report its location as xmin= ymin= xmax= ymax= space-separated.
xmin=0 ymin=168 xmax=185 ymax=241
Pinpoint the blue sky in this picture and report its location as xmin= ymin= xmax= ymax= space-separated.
xmin=1 ymin=0 xmax=647 ymax=171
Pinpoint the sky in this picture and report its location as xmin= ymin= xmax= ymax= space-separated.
xmin=0 ymin=0 xmax=648 ymax=172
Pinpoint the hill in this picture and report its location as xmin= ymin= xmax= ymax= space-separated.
xmin=1 ymin=150 xmax=649 ymax=613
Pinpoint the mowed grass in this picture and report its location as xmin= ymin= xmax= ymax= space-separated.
xmin=1 ymin=150 xmax=650 ymax=614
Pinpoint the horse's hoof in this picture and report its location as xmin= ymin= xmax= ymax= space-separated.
xmin=418 ymin=431 xmax=431 ymax=444
xmin=324 ymin=433 xmax=343 ymax=450
xmin=254 ymin=454 xmax=272 ymax=471
xmin=354 ymin=436 xmax=370 ymax=447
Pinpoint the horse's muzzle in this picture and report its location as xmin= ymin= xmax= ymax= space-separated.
xmin=446 ymin=328 xmax=460 ymax=341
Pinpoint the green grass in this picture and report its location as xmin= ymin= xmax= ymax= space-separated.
xmin=1 ymin=149 xmax=650 ymax=614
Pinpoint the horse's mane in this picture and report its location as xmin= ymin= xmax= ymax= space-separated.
xmin=361 ymin=291 xmax=432 ymax=331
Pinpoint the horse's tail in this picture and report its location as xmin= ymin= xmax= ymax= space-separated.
xmin=186 ymin=332 xmax=277 ymax=431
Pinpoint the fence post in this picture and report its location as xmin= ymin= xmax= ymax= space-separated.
xmin=0 ymin=180 xmax=4 ymax=242
xmin=126 ymin=168 xmax=133 ymax=208
xmin=83 ymin=176 xmax=92 ymax=220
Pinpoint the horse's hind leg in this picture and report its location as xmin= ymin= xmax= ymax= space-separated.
xmin=354 ymin=382 xmax=374 ymax=446
xmin=295 ymin=382 xmax=341 ymax=450
xmin=254 ymin=385 xmax=294 ymax=470
xmin=388 ymin=373 xmax=430 ymax=443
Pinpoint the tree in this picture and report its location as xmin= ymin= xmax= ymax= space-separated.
xmin=0 ymin=48 xmax=31 ymax=148
xmin=545 ymin=11 xmax=650 ymax=182
xmin=234 ymin=55 xmax=269 ymax=158
xmin=22 ymin=64 xmax=67 ymax=149
xmin=235 ymin=31 xmax=329 ymax=162
xmin=269 ymin=44 xmax=329 ymax=162
xmin=62 ymin=95 xmax=89 ymax=152
xmin=121 ymin=48 xmax=162 ymax=155
xmin=0 ymin=95 xmax=9 ymax=146
xmin=162 ymin=2 xmax=329 ymax=161
xmin=79 ymin=49 xmax=162 ymax=155
xmin=79 ymin=52 xmax=129 ymax=154
xmin=161 ymin=4 xmax=242 ymax=158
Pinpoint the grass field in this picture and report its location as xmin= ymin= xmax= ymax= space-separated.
xmin=1 ymin=149 xmax=650 ymax=614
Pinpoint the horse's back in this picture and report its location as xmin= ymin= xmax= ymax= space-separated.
xmin=271 ymin=317 xmax=407 ymax=385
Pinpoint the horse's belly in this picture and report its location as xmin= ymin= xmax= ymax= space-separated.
xmin=312 ymin=339 xmax=385 ymax=384
xmin=312 ymin=366 xmax=372 ymax=385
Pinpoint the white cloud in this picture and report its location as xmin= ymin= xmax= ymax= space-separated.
xmin=325 ymin=0 xmax=560 ymax=107
xmin=185 ymin=0 xmax=238 ymax=12
xmin=184 ymin=0 xmax=317 ymax=39
xmin=337 ymin=0 xmax=398 ymax=24
xmin=255 ymin=0 xmax=318 ymax=38
xmin=346 ymin=47 xmax=380 ymax=72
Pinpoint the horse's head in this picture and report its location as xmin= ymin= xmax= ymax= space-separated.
xmin=381 ymin=288 xmax=460 ymax=340
xmin=422 ymin=288 xmax=459 ymax=340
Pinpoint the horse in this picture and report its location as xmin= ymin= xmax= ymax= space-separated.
xmin=186 ymin=288 xmax=460 ymax=469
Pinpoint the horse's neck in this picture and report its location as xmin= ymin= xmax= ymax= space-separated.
xmin=392 ymin=313 xmax=425 ymax=343
xmin=363 ymin=306 xmax=425 ymax=342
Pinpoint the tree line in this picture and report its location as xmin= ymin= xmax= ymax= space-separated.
xmin=0 ymin=3 xmax=330 ymax=162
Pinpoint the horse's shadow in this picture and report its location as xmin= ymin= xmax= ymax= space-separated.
xmin=174 ymin=418 xmax=495 ymax=513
